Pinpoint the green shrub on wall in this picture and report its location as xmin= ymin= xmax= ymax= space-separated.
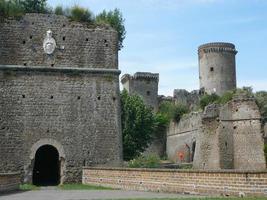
xmin=158 ymin=101 xmax=189 ymax=123
xmin=264 ymin=144 xmax=267 ymax=166
xmin=0 ymin=1 xmax=126 ymax=50
xmin=128 ymin=154 xmax=160 ymax=168
xmin=199 ymin=93 xmax=220 ymax=110
xmin=96 ymin=9 xmax=126 ymax=50
xmin=69 ymin=6 xmax=94 ymax=23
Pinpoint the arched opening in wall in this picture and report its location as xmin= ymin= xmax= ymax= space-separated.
xmin=191 ymin=141 xmax=196 ymax=162
xmin=32 ymin=145 xmax=60 ymax=186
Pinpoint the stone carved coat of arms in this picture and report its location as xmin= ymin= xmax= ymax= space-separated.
xmin=43 ymin=30 xmax=56 ymax=55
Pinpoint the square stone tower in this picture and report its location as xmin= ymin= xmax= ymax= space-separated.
xmin=0 ymin=14 xmax=122 ymax=184
xmin=121 ymin=72 xmax=159 ymax=111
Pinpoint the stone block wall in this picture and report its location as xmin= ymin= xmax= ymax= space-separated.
xmin=220 ymin=97 xmax=266 ymax=170
xmin=167 ymin=97 xmax=266 ymax=170
xmin=0 ymin=13 xmax=122 ymax=184
xmin=0 ymin=67 xmax=122 ymax=183
xmin=83 ymin=168 xmax=267 ymax=197
xmin=0 ymin=172 xmax=20 ymax=193
xmin=193 ymin=104 xmax=221 ymax=169
xmin=0 ymin=14 xmax=118 ymax=68
xmin=167 ymin=112 xmax=201 ymax=163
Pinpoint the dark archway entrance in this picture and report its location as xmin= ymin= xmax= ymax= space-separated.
xmin=32 ymin=145 xmax=60 ymax=186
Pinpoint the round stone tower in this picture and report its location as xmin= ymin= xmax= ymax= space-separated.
xmin=198 ymin=42 xmax=238 ymax=95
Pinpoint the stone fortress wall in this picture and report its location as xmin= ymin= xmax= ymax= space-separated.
xmin=126 ymin=42 xmax=266 ymax=170
xmin=166 ymin=112 xmax=201 ymax=163
xmin=0 ymin=14 xmax=118 ymax=68
xmin=0 ymin=14 xmax=122 ymax=183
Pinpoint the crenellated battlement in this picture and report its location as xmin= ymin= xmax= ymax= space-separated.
xmin=121 ymin=72 xmax=159 ymax=83
xmin=198 ymin=42 xmax=237 ymax=55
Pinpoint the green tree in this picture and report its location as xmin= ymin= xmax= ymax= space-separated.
xmin=158 ymin=101 xmax=189 ymax=122
xmin=0 ymin=0 xmax=24 ymax=18
xmin=69 ymin=5 xmax=94 ymax=23
xmin=54 ymin=5 xmax=64 ymax=15
xmin=199 ymin=93 xmax=220 ymax=110
xmin=121 ymin=90 xmax=154 ymax=160
xmin=96 ymin=8 xmax=126 ymax=50
xmin=255 ymin=91 xmax=267 ymax=124
xmin=22 ymin=0 xmax=48 ymax=13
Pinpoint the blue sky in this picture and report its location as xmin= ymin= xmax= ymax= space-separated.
xmin=48 ymin=0 xmax=267 ymax=96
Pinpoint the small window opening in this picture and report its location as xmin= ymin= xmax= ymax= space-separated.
xmin=51 ymin=64 xmax=54 ymax=67
xmin=22 ymin=40 xmax=26 ymax=44
xmin=22 ymin=94 xmax=25 ymax=98
xmin=210 ymin=67 xmax=214 ymax=72
xmin=23 ymin=63 xmax=27 ymax=66
xmin=77 ymin=96 xmax=81 ymax=100
xmin=50 ymin=96 xmax=53 ymax=99
xmin=86 ymin=38 xmax=89 ymax=41
xmin=97 ymin=96 xmax=101 ymax=100
xmin=62 ymin=36 xmax=65 ymax=41
xmin=147 ymin=91 xmax=151 ymax=96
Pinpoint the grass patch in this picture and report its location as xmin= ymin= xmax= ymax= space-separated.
xmin=113 ymin=198 xmax=267 ymax=200
xmin=19 ymin=184 xmax=40 ymax=191
xmin=58 ymin=183 xmax=113 ymax=190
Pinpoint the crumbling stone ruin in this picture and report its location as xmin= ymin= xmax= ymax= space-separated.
xmin=126 ymin=42 xmax=266 ymax=170
xmin=0 ymin=14 xmax=122 ymax=184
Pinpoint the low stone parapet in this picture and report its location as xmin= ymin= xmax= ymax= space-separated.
xmin=0 ymin=172 xmax=20 ymax=193
xmin=83 ymin=167 xmax=267 ymax=197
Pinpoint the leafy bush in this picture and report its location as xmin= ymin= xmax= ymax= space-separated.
xmin=158 ymin=101 xmax=189 ymax=122
xmin=22 ymin=0 xmax=49 ymax=13
xmin=153 ymin=113 xmax=169 ymax=137
xmin=264 ymin=144 xmax=267 ymax=166
xmin=128 ymin=154 xmax=160 ymax=168
xmin=121 ymin=90 xmax=155 ymax=161
xmin=173 ymin=104 xmax=189 ymax=122
xmin=69 ymin=5 xmax=94 ymax=23
xmin=0 ymin=2 xmax=126 ymax=50
xmin=217 ymin=90 xmax=234 ymax=104
xmin=255 ymin=91 xmax=267 ymax=124
xmin=96 ymin=9 xmax=126 ymax=50
xmin=0 ymin=0 xmax=25 ymax=19
xmin=199 ymin=93 xmax=220 ymax=110
xmin=54 ymin=5 xmax=64 ymax=15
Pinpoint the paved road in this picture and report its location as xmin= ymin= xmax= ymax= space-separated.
xmin=0 ymin=189 xmax=200 ymax=200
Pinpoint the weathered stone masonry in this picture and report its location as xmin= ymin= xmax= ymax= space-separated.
xmin=167 ymin=96 xmax=266 ymax=171
xmin=0 ymin=14 xmax=122 ymax=183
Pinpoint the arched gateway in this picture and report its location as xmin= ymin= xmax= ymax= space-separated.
xmin=33 ymin=145 xmax=60 ymax=186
